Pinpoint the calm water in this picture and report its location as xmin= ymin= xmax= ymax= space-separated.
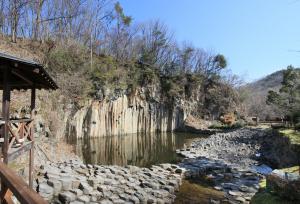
xmin=69 ymin=132 xmax=205 ymax=167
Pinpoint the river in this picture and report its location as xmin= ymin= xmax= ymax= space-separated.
xmin=68 ymin=132 xmax=205 ymax=167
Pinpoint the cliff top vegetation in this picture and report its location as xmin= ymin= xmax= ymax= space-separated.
xmin=0 ymin=0 xmax=241 ymax=120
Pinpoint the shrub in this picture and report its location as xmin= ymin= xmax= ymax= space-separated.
xmin=232 ymin=120 xmax=246 ymax=128
xmin=220 ymin=113 xmax=236 ymax=125
xmin=295 ymin=123 xmax=300 ymax=131
xmin=209 ymin=119 xmax=245 ymax=129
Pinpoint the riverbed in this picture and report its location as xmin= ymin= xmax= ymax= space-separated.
xmin=68 ymin=132 xmax=226 ymax=203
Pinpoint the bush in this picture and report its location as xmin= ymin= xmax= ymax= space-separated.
xmin=295 ymin=123 xmax=300 ymax=131
xmin=47 ymin=43 xmax=89 ymax=73
xmin=220 ymin=113 xmax=236 ymax=125
xmin=209 ymin=119 xmax=245 ymax=129
xmin=232 ymin=120 xmax=246 ymax=128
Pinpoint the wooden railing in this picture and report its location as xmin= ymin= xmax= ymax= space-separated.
xmin=0 ymin=161 xmax=47 ymax=204
xmin=6 ymin=118 xmax=33 ymax=152
xmin=0 ymin=118 xmax=35 ymax=190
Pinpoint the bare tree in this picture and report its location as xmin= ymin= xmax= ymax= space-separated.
xmin=9 ymin=0 xmax=28 ymax=42
xmin=32 ymin=0 xmax=45 ymax=40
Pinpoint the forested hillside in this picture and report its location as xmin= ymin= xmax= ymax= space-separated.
xmin=240 ymin=68 xmax=300 ymax=120
xmin=0 ymin=0 xmax=242 ymax=137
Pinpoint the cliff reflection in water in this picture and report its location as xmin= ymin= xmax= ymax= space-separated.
xmin=70 ymin=132 xmax=202 ymax=167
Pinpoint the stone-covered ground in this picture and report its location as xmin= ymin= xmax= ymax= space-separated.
xmin=176 ymin=128 xmax=299 ymax=204
xmin=178 ymin=157 xmax=262 ymax=203
xmin=177 ymin=128 xmax=263 ymax=169
xmin=36 ymin=160 xmax=184 ymax=204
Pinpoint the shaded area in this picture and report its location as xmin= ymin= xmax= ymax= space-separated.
xmin=175 ymin=180 xmax=224 ymax=204
xmin=68 ymin=132 xmax=206 ymax=167
xmin=251 ymin=191 xmax=296 ymax=204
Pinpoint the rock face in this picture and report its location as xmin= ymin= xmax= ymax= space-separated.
xmin=66 ymin=93 xmax=187 ymax=139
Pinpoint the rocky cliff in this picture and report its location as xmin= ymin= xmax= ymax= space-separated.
xmin=65 ymin=92 xmax=189 ymax=139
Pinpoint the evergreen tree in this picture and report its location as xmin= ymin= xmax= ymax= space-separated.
xmin=267 ymin=66 xmax=300 ymax=126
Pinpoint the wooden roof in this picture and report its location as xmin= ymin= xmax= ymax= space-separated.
xmin=0 ymin=52 xmax=58 ymax=90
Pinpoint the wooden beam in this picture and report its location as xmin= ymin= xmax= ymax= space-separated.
xmin=7 ymin=142 xmax=33 ymax=162
xmin=11 ymin=69 xmax=33 ymax=86
xmin=0 ymin=161 xmax=47 ymax=204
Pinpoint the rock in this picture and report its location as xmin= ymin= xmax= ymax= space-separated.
xmin=156 ymin=198 xmax=164 ymax=204
xmin=72 ymin=180 xmax=81 ymax=189
xmin=228 ymin=191 xmax=241 ymax=196
xmin=235 ymin=196 xmax=246 ymax=203
xmin=147 ymin=196 xmax=156 ymax=204
xmin=239 ymin=185 xmax=257 ymax=193
xmin=102 ymin=190 xmax=113 ymax=198
xmin=47 ymin=180 xmax=62 ymax=195
xmin=141 ymin=181 xmax=160 ymax=190
xmin=70 ymin=201 xmax=84 ymax=204
xmin=99 ymin=199 xmax=113 ymax=204
xmin=79 ymin=182 xmax=93 ymax=194
xmin=58 ymin=191 xmax=76 ymax=203
xmin=97 ymin=185 xmax=109 ymax=192
xmin=222 ymin=183 xmax=239 ymax=190
xmin=175 ymin=168 xmax=183 ymax=174
xmin=214 ymin=186 xmax=222 ymax=191
xmin=210 ymin=199 xmax=220 ymax=204
xmin=90 ymin=190 xmax=103 ymax=200
xmin=134 ymin=192 xmax=148 ymax=203
xmin=59 ymin=178 xmax=73 ymax=191
xmin=70 ymin=189 xmax=84 ymax=197
xmin=163 ymin=185 xmax=174 ymax=193
xmin=78 ymin=195 xmax=90 ymax=203
xmin=128 ymin=195 xmax=139 ymax=203
xmin=223 ymin=173 xmax=233 ymax=181
xmin=119 ymin=193 xmax=128 ymax=201
xmin=168 ymin=180 xmax=179 ymax=189
xmin=38 ymin=183 xmax=54 ymax=199
xmin=244 ymin=196 xmax=251 ymax=201
xmin=112 ymin=199 xmax=125 ymax=204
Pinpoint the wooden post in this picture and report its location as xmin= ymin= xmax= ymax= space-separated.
xmin=1 ymin=66 xmax=11 ymax=204
xmin=29 ymin=87 xmax=35 ymax=188
xmin=2 ymin=67 xmax=11 ymax=164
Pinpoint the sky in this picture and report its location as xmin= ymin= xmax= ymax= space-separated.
xmin=119 ymin=0 xmax=300 ymax=82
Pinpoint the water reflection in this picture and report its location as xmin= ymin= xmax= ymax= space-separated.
xmin=69 ymin=132 xmax=204 ymax=167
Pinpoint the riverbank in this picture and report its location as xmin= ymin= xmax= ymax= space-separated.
xmin=176 ymin=127 xmax=299 ymax=203
xmin=178 ymin=127 xmax=299 ymax=169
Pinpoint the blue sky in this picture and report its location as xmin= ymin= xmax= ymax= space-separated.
xmin=119 ymin=0 xmax=300 ymax=82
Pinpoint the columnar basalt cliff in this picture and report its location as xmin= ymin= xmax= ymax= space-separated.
xmin=66 ymin=92 xmax=188 ymax=139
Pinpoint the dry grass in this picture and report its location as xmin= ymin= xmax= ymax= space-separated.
xmin=279 ymin=129 xmax=300 ymax=145
xmin=0 ymin=35 xmax=44 ymax=63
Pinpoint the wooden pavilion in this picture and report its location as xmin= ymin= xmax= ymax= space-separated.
xmin=0 ymin=52 xmax=58 ymax=203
